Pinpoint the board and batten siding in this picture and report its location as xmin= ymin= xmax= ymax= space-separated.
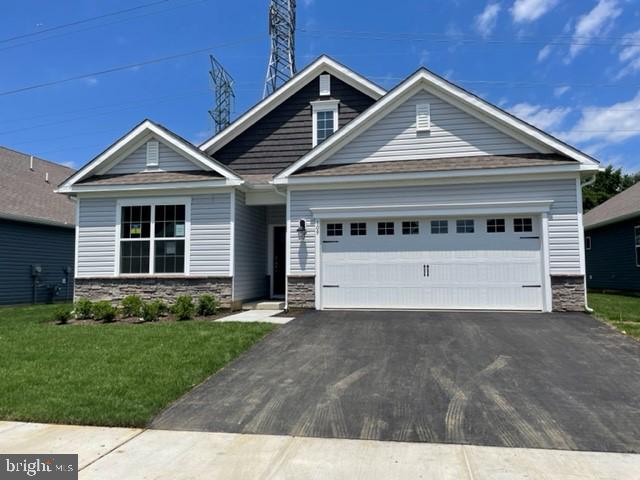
xmin=77 ymin=193 xmax=232 ymax=277
xmin=289 ymin=178 xmax=581 ymax=276
xmin=324 ymin=90 xmax=536 ymax=165
xmin=108 ymin=140 xmax=201 ymax=174
xmin=233 ymin=191 xmax=267 ymax=301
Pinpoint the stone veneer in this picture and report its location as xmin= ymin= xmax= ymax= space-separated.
xmin=287 ymin=276 xmax=315 ymax=309
xmin=74 ymin=277 xmax=232 ymax=307
xmin=551 ymin=275 xmax=586 ymax=312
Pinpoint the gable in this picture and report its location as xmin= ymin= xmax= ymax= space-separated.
xmin=210 ymin=74 xmax=377 ymax=175
xmin=323 ymin=90 xmax=537 ymax=166
xmin=105 ymin=138 xmax=202 ymax=175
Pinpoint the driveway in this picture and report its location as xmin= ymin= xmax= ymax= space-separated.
xmin=151 ymin=311 xmax=640 ymax=453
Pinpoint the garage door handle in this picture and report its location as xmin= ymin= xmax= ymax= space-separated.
xmin=520 ymin=236 xmax=540 ymax=239
xmin=322 ymin=240 xmax=339 ymax=244
xmin=423 ymin=265 xmax=429 ymax=277
xmin=522 ymin=285 xmax=541 ymax=288
xmin=323 ymin=285 xmax=339 ymax=288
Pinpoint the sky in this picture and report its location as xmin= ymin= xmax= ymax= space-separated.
xmin=2 ymin=0 xmax=640 ymax=172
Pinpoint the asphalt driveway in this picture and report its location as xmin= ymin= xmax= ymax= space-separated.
xmin=151 ymin=311 xmax=640 ymax=453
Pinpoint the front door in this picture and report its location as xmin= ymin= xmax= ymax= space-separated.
xmin=273 ymin=226 xmax=286 ymax=297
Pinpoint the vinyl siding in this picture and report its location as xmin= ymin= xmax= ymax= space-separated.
xmin=233 ymin=191 xmax=267 ymax=301
xmin=586 ymin=215 xmax=640 ymax=291
xmin=108 ymin=140 xmax=201 ymax=174
xmin=77 ymin=197 xmax=117 ymax=276
xmin=325 ymin=90 xmax=536 ymax=165
xmin=0 ymin=219 xmax=74 ymax=304
xmin=289 ymin=178 xmax=581 ymax=275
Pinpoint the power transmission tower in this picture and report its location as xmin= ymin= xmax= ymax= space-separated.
xmin=208 ymin=55 xmax=235 ymax=134
xmin=263 ymin=0 xmax=296 ymax=98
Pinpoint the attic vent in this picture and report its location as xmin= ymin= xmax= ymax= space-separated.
xmin=319 ymin=74 xmax=331 ymax=96
xmin=146 ymin=140 xmax=159 ymax=168
xmin=416 ymin=103 xmax=431 ymax=132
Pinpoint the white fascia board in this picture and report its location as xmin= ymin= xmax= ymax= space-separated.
xmin=199 ymin=56 xmax=386 ymax=154
xmin=310 ymin=200 xmax=554 ymax=220
xmin=0 ymin=212 xmax=75 ymax=229
xmin=58 ymin=178 xmax=242 ymax=194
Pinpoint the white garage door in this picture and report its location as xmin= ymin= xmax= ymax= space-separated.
xmin=320 ymin=216 xmax=543 ymax=311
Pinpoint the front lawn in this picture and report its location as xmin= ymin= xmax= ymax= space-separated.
xmin=0 ymin=304 xmax=275 ymax=427
xmin=588 ymin=293 xmax=640 ymax=340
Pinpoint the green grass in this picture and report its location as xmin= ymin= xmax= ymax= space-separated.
xmin=0 ymin=304 xmax=276 ymax=427
xmin=588 ymin=293 xmax=640 ymax=340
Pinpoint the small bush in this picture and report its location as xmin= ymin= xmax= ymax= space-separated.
xmin=171 ymin=295 xmax=195 ymax=321
xmin=74 ymin=298 xmax=93 ymax=319
xmin=141 ymin=301 xmax=163 ymax=322
xmin=53 ymin=306 xmax=72 ymax=324
xmin=197 ymin=294 xmax=220 ymax=316
xmin=92 ymin=301 xmax=117 ymax=323
xmin=121 ymin=295 xmax=144 ymax=318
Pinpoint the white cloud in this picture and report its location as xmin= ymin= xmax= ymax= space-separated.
xmin=475 ymin=3 xmax=501 ymax=38
xmin=511 ymin=0 xmax=558 ymax=23
xmin=82 ymin=77 xmax=98 ymax=87
xmin=537 ymin=44 xmax=553 ymax=62
xmin=560 ymin=91 xmax=640 ymax=144
xmin=301 ymin=0 xmax=314 ymax=6
xmin=615 ymin=30 xmax=640 ymax=79
xmin=568 ymin=0 xmax=622 ymax=60
xmin=61 ymin=160 xmax=76 ymax=169
xmin=554 ymin=85 xmax=571 ymax=97
xmin=508 ymin=102 xmax=571 ymax=131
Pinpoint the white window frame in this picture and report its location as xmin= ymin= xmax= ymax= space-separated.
xmin=311 ymin=99 xmax=339 ymax=147
xmin=115 ymin=197 xmax=191 ymax=276
xmin=635 ymin=226 xmax=640 ymax=267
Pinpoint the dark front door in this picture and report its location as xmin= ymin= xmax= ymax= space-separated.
xmin=273 ymin=226 xmax=286 ymax=296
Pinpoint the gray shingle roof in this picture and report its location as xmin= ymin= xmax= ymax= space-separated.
xmin=0 ymin=146 xmax=75 ymax=226
xmin=292 ymin=154 xmax=575 ymax=177
xmin=584 ymin=181 xmax=640 ymax=229
xmin=77 ymin=170 xmax=222 ymax=186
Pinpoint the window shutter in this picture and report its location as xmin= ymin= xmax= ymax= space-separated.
xmin=416 ymin=103 xmax=431 ymax=132
xmin=319 ymin=74 xmax=331 ymax=96
xmin=146 ymin=141 xmax=159 ymax=168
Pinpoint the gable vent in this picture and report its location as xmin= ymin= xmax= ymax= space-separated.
xmin=146 ymin=140 xmax=159 ymax=168
xmin=319 ymin=74 xmax=331 ymax=96
xmin=416 ymin=103 xmax=431 ymax=132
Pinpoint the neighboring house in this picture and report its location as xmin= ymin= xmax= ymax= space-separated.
xmin=0 ymin=147 xmax=75 ymax=304
xmin=584 ymin=182 xmax=640 ymax=293
xmin=58 ymin=56 xmax=600 ymax=312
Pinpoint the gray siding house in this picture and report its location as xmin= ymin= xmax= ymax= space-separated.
xmin=0 ymin=147 xmax=75 ymax=304
xmin=58 ymin=56 xmax=600 ymax=312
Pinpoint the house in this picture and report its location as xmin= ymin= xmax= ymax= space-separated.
xmin=584 ymin=182 xmax=640 ymax=293
xmin=0 ymin=146 xmax=75 ymax=304
xmin=58 ymin=56 xmax=600 ymax=312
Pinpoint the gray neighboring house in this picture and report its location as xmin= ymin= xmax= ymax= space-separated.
xmin=584 ymin=182 xmax=640 ymax=293
xmin=58 ymin=56 xmax=601 ymax=312
xmin=0 ymin=146 xmax=76 ymax=304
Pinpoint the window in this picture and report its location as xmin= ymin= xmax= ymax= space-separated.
xmin=119 ymin=203 xmax=186 ymax=275
xmin=486 ymin=218 xmax=505 ymax=233
xmin=312 ymin=100 xmax=339 ymax=146
xmin=402 ymin=221 xmax=419 ymax=235
xmin=514 ymin=218 xmax=533 ymax=232
xmin=585 ymin=236 xmax=591 ymax=250
xmin=635 ymin=226 xmax=640 ymax=267
xmin=327 ymin=223 xmax=343 ymax=236
xmin=350 ymin=222 xmax=366 ymax=236
xmin=456 ymin=219 xmax=474 ymax=234
xmin=378 ymin=222 xmax=394 ymax=235
xmin=431 ymin=220 xmax=448 ymax=234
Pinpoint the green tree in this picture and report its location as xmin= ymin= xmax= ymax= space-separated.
xmin=582 ymin=166 xmax=640 ymax=211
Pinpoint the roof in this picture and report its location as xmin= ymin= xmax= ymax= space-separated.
xmin=77 ymin=170 xmax=222 ymax=186
xmin=275 ymin=66 xmax=600 ymax=182
xmin=293 ymin=154 xmax=576 ymax=177
xmin=0 ymin=146 xmax=75 ymax=227
xmin=584 ymin=181 xmax=640 ymax=230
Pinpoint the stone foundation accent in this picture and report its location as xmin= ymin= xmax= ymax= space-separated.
xmin=74 ymin=277 xmax=232 ymax=307
xmin=551 ymin=275 xmax=585 ymax=312
xmin=287 ymin=276 xmax=315 ymax=309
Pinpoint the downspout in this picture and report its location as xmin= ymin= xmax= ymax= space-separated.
xmin=580 ymin=175 xmax=596 ymax=312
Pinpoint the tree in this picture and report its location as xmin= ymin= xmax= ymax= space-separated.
xmin=582 ymin=165 xmax=640 ymax=211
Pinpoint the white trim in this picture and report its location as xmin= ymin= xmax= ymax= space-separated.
xmin=0 ymin=212 xmax=74 ymax=229
xmin=229 ymin=189 xmax=236 ymax=280
xmin=58 ymin=178 xmax=242 ymax=194
xmin=575 ymin=177 xmax=586 ymax=276
xmin=315 ymin=222 xmax=321 ymax=310
xmin=635 ymin=225 xmax=640 ymax=268
xmin=74 ymin=199 xmax=79 ymax=278
xmin=59 ymin=120 xmax=241 ymax=191
xmin=541 ymin=212 xmax=552 ymax=312
xmin=200 ymin=55 xmax=385 ymax=154
xmin=285 ymin=189 xmax=291 ymax=309
xmin=275 ymin=69 xmax=599 ymax=180
xmin=311 ymin=100 xmax=340 ymax=148
xmin=309 ymin=200 xmax=554 ymax=220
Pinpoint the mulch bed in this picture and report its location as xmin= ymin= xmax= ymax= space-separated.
xmin=58 ymin=310 xmax=232 ymax=325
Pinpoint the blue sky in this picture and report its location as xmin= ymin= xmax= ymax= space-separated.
xmin=2 ymin=0 xmax=640 ymax=172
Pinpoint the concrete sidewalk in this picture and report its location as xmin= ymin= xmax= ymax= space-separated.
xmin=1 ymin=422 xmax=639 ymax=479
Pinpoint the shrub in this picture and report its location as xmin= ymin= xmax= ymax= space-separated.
xmin=92 ymin=301 xmax=117 ymax=323
xmin=74 ymin=298 xmax=93 ymax=319
xmin=171 ymin=295 xmax=195 ymax=321
xmin=141 ymin=300 xmax=164 ymax=322
xmin=121 ymin=295 xmax=144 ymax=318
xmin=197 ymin=294 xmax=220 ymax=316
xmin=53 ymin=306 xmax=72 ymax=324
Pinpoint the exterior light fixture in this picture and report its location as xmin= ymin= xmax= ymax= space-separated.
xmin=296 ymin=219 xmax=306 ymax=233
